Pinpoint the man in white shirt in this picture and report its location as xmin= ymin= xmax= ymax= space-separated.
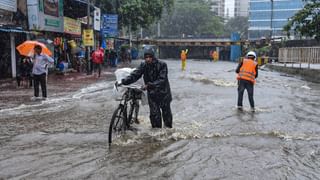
xmin=32 ymin=45 xmax=54 ymax=99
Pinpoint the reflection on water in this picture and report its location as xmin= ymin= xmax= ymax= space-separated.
xmin=1 ymin=60 xmax=320 ymax=179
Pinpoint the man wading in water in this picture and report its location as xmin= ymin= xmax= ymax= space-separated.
xmin=118 ymin=48 xmax=173 ymax=128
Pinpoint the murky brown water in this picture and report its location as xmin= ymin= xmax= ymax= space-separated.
xmin=1 ymin=60 xmax=320 ymax=179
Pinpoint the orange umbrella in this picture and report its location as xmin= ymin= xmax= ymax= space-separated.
xmin=16 ymin=40 xmax=52 ymax=57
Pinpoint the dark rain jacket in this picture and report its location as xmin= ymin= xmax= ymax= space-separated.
xmin=121 ymin=58 xmax=172 ymax=103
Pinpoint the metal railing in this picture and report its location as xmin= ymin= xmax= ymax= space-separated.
xmin=278 ymin=47 xmax=320 ymax=68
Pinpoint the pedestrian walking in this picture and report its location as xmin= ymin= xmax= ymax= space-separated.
xmin=32 ymin=45 xmax=54 ymax=99
xmin=236 ymin=51 xmax=258 ymax=111
xmin=92 ymin=47 xmax=104 ymax=77
xmin=117 ymin=48 xmax=173 ymax=128
xmin=180 ymin=49 xmax=188 ymax=71
xmin=109 ymin=49 xmax=117 ymax=67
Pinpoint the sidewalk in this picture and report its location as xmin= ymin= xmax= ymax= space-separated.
xmin=0 ymin=67 xmax=117 ymax=110
xmin=270 ymin=62 xmax=320 ymax=70
xmin=266 ymin=62 xmax=320 ymax=83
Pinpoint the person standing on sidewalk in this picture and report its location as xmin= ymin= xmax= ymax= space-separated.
xmin=180 ymin=49 xmax=188 ymax=71
xmin=92 ymin=47 xmax=104 ymax=77
xmin=236 ymin=51 xmax=258 ymax=111
xmin=32 ymin=45 xmax=54 ymax=99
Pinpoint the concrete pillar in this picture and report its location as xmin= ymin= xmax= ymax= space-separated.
xmin=10 ymin=33 xmax=17 ymax=78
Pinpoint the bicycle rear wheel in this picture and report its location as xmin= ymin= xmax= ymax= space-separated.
xmin=108 ymin=105 xmax=126 ymax=144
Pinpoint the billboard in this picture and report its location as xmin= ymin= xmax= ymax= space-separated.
xmin=44 ymin=0 xmax=59 ymax=17
xmin=0 ymin=0 xmax=17 ymax=12
xmin=83 ymin=29 xmax=94 ymax=46
xmin=94 ymin=7 xmax=101 ymax=31
xmin=64 ymin=17 xmax=81 ymax=35
xmin=101 ymin=14 xmax=118 ymax=37
xmin=27 ymin=0 xmax=63 ymax=32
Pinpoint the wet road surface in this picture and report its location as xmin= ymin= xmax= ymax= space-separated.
xmin=0 ymin=60 xmax=320 ymax=179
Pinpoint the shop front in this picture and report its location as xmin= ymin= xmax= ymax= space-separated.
xmin=0 ymin=0 xmax=29 ymax=79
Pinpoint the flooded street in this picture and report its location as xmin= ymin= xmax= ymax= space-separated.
xmin=1 ymin=60 xmax=320 ymax=179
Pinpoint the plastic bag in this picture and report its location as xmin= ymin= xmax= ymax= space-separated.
xmin=113 ymin=68 xmax=148 ymax=105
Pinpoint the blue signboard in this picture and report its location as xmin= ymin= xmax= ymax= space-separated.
xmin=102 ymin=14 xmax=118 ymax=37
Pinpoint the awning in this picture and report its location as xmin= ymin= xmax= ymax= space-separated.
xmin=0 ymin=28 xmax=30 ymax=34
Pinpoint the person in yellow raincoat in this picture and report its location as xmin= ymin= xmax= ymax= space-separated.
xmin=212 ymin=51 xmax=219 ymax=62
xmin=180 ymin=49 xmax=188 ymax=71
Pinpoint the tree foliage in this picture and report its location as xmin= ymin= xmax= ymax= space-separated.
xmin=96 ymin=0 xmax=174 ymax=32
xmin=224 ymin=16 xmax=248 ymax=39
xmin=284 ymin=0 xmax=320 ymax=40
xmin=159 ymin=0 xmax=224 ymax=37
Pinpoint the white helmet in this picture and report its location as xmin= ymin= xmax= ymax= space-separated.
xmin=246 ymin=51 xmax=256 ymax=60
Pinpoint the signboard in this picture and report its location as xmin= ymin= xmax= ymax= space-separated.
xmin=43 ymin=0 xmax=59 ymax=17
xmin=83 ymin=29 xmax=94 ymax=46
xmin=94 ymin=7 xmax=101 ymax=31
xmin=64 ymin=17 xmax=81 ymax=35
xmin=27 ymin=0 xmax=40 ymax=30
xmin=0 ymin=0 xmax=17 ymax=12
xmin=102 ymin=14 xmax=118 ymax=37
xmin=27 ymin=0 xmax=63 ymax=32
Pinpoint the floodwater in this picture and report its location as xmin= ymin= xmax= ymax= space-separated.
xmin=1 ymin=60 xmax=320 ymax=179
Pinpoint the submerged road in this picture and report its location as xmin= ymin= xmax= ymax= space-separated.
xmin=0 ymin=60 xmax=320 ymax=179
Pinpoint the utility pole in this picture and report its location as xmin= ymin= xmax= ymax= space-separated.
xmin=157 ymin=22 xmax=161 ymax=37
xmin=86 ymin=0 xmax=91 ymax=75
xmin=270 ymin=0 xmax=274 ymax=40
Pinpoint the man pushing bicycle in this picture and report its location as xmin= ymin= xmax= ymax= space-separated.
xmin=117 ymin=48 xmax=173 ymax=128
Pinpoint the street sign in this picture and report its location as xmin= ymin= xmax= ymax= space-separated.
xmin=102 ymin=14 xmax=118 ymax=37
xmin=83 ymin=29 xmax=94 ymax=46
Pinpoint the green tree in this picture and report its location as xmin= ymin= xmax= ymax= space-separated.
xmin=284 ymin=0 xmax=320 ymax=40
xmin=95 ymin=0 xmax=173 ymax=32
xmin=224 ymin=16 xmax=248 ymax=39
xmin=95 ymin=0 xmax=117 ymax=13
xmin=159 ymin=0 xmax=224 ymax=37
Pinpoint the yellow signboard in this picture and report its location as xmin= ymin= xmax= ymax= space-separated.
xmin=83 ymin=29 xmax=94 ymax=46
xmin=64 ymin=17 xmax=81 ymax=35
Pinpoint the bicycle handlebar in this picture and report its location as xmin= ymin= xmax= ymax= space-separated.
xmin=114 ymin=81 xmax=144 ymax=92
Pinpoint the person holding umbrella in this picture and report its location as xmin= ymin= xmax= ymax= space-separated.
xmin=32 ymin=45 xmax=54 ymax=99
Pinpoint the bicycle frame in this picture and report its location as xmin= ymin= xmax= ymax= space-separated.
xmin=109 ymin=84 xmax=144 ymax=144
xmin=117 ymin=86 xmax=143 ymax=128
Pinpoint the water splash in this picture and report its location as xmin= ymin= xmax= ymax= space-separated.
xmin=181 ymin=74 xmax=237 ymax=87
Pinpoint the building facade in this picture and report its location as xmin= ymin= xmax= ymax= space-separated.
xmin=235 ymin=0 xmax=249 ymax=17
xmin=248 ymin=0 xmax=304 ymax=40
xmin=0 ymin=0 xmax=102 ymax=79
xmin=210 ymin=0 xmax=225 ymax=17
xmin=224 ymin=0 xmax=249 ymax=21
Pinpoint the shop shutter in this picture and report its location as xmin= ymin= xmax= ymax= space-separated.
xmin=0 ymin=0 xmax=17 ymax=12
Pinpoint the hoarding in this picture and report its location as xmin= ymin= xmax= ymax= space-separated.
xmin=0 ymin=0 xmax=17 ymax=12
xmin=83 ymin=29 xmax=94 ymax=46
xmin=44 ymin=0 xmax=59 ymax=17
xmin=27 ymin=0 xmax=63 ymax=32
xmin=94 ymin=7 xmax=101 ymax=31
xmin=64 ymin=17 xmax=81 ymax=35
xmin=101 ymin=14 xmax=118 ymax=37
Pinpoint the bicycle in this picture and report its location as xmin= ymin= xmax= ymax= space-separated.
xmin=108 ymin=83 xmax=144 ymax=144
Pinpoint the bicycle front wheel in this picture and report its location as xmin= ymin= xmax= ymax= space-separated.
xmin=108 ymin=105 xmax=126 ymax=144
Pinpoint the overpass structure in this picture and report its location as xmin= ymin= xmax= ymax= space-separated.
xmin=138 ymin=38 xmax=244 ymax=47
xmin=134 ymin=38 xmax=245 ymax=60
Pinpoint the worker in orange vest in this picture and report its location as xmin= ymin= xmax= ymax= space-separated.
xmin=235 ymin=51 xmax=258 ymax=111
xmin=212 ymin=51 xmax=218 ymax=62
xmin=180 ymin=49 xmax=188 ymax=71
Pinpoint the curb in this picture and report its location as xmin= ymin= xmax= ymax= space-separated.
xmin=265 ymin=64 xmax=320 ymax=83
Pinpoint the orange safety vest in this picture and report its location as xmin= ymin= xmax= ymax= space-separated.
xmin=237 ymin=59 xmax=257 ymax=84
